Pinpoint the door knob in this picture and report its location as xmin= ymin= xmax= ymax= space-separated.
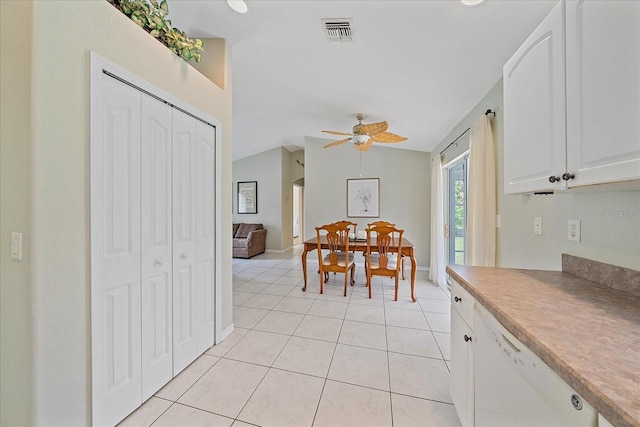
xmin=464 ymin=335 xmax=472 ymax=342
xmin=548 ymin=175 xmax=560 ymax=183
xmin=562 ymin=172 xmax=575 ymax=181
xmin=153 ymin=258 xmax=164 ymax=268
xmin=454 ymin=296 xmax=462 ymax=302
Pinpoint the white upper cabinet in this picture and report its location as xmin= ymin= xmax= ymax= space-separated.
xmin=504 ymin=2 xmax=566 ymax=194
xmin=565 ymin=0 xmax=640 ymax=187
xmin=504 ymin=0 xmax=640 ymax=194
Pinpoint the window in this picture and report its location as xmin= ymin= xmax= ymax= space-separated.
xmin=445 ymin=153 xmax=470 ymax=267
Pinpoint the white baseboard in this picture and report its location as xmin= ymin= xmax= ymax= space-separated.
xmin=265 ymin=247 xmax=293 ymax=253
xmin=217 ymin=324 xmax=235 ymax=344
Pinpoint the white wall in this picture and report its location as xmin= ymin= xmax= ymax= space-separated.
xmin=0 ymin=1 xmax=234 ymax=424
xmin=305 ymin=137 xmax=431 ymax=267
xmin=432 ymin=79 xmax=640 ymax=271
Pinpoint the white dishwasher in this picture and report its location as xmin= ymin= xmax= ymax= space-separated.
xmin=473 ymin=303 xmax=598 ymax=427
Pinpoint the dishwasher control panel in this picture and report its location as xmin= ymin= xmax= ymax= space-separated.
xmin=485 ymin=314 xmax=550 ymax=390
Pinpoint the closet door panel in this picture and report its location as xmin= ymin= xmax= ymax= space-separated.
xmin=91 ymin=74 xmax=142 ymax=427
xmin=141 ymin=95 xmax=173 ymax=400
xmin=172 ymin=110 xmax=198 ymax=375
xmin=196 ymin=121 xmax=216 ymax=353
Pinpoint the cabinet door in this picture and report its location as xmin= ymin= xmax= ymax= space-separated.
xmin=195 ymin=121 xmax=216 ymax=354
xmin=141 ymin=94 xmax=173 ymax=400
xmin=451 ymin=309 xmax=474 ymax=427
xmin=91 ymin=74 xmax=142 ymax=427
xmin=172 ymin=109 xmax=199 ymax=375
xmin=566 ymin=0 xmax=640 ymax=186
xmin=503 ymin=2 xmax=566 ymax=194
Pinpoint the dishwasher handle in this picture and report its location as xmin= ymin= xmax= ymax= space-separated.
xmin=502 ymin=334 xmax=521 ymax=352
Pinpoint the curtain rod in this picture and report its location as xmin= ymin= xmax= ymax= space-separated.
xmin=439 ymin=109 xmax=495 ymax=156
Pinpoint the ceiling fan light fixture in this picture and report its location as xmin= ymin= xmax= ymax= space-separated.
xmin=461 ymin=0 xmax=485 ymax=5
xmin=353 ymin=134 xmax=370 ymax=145
xmin=226 ymin=0 xmax=248 ymax=14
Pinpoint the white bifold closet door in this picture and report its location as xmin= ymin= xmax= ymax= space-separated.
xmin=195 ymin=118 xmax=215 ymax=355
xmin=171 ymin=110 xmax=199 ymax=374
xmin=141 ymin=95 xmax=173 ymax=400
xmin=172 ymin=109 xmax=216 ymax=374
xmin=92 ymin=74 xmax=143 ymax=427
xmin=92 ymin=72 xmax=215 ymax=427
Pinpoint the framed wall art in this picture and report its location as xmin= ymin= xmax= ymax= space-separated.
xmin=347 ymin=178 xmax=379 ymax=218
xmin=237 ymin=181 xmax=257 ymax=214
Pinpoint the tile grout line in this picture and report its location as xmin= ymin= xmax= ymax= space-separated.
xmin=309 ymin=298 xmax=347 ymax=427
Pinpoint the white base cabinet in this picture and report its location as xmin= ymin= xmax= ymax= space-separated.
xmin=450 ymin=280 xmax=476 ymax=427
xmin=504 ymin=0 xmax=640 ymax=194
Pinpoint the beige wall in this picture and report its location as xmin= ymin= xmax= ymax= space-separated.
xmin=305 ymin=137 xmax=431 ymax=268
xmin=233 ymin=147 xmax=286 ymax=249
xmin=432 ymin=79 xmax=640 ymax=271
xmin=232 ymin=148 xmax=304 ymax=251
xmin=0 ymin=2 xmax=35 ymax=426
xmin=281 ymin=149 xmax=294 ymax=248
xmin=0 ymin=1 xmax=233 ymax=424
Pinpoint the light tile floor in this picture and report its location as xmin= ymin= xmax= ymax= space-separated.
xmin=119 ymin=246 xmax=461 ymax=427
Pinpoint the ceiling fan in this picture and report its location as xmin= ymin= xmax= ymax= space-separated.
xmin=322 ymin=113 xmax=408 ymax=151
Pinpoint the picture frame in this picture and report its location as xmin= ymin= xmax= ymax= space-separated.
xmin=347 ymin=178 xmax=380 ymax=218
xmin=237 ymin=181 xmax=257 ymax=214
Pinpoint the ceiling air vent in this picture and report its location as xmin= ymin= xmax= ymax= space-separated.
xmin=322 ymin=19 xmax=353 ymax=42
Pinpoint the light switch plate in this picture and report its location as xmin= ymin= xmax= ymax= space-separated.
xmin=11 ymin=232 xmax=22 ymax=260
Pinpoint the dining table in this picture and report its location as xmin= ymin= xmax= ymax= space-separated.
xmin=300 ymin=236 xmax=418 ymax=302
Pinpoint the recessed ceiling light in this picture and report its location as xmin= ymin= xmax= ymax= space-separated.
xmin=461 ymin=0 xmax=485 ymax=5
xmin=226 ymin=0 xmax=248 ymax=14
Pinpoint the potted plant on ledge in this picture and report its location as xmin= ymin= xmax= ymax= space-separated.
xmin=107 ymin=0 xmax=203 ymax=62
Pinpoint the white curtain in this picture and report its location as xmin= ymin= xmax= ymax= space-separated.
xmin=468 ymin=115 xmax=496 ymax=266
xmin=429 ymin=156 xmax=446 ymax=286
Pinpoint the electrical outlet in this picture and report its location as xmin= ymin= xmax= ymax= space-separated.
xmin=568 ymin=219 xmax=581 ymax=242
xmin=534 ymin=217 xmax=543 ymax=235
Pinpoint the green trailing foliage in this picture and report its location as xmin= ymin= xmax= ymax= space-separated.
xmin=107 ymin=0 xmax=203 ymax=62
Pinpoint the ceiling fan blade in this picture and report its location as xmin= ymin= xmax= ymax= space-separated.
xmin=359 ymin=121 xmax=388 ymax=136
xmin=323 ymin=137 xmax=352 ymax=148
xmin=355 ymin=139 xmax=374 ymax=151
xmin=322 ymin=130 xmax=354 ymax=136
xmin=369 ymin=131 xmax=408 ymax=143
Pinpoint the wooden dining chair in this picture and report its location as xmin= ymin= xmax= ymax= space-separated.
xmin=367 ymin=221 xmax=406 ymax=280
xmin=325 ymin=220 xmax=358 ymax=282
xmin=333 ymin=220 xmax=357 ymax=240
xmin=364 ymin=224 xmax=404 ymax=300
xmin=315 ymin=223 xmax=356 ymax=296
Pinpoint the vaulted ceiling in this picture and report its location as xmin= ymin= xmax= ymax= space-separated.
xmin=168 ymin=0 xmax=557 ymax=160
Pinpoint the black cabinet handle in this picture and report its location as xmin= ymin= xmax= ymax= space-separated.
xmin=454 ymin=296 xmax=462 ymax=302
xmin=549 ymin=175 xmax=560 ymax=183
xmin=464 ymin=335 xmax=472 ymax=342
xmin=562 ymin=172 xmax=575 ymax=181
